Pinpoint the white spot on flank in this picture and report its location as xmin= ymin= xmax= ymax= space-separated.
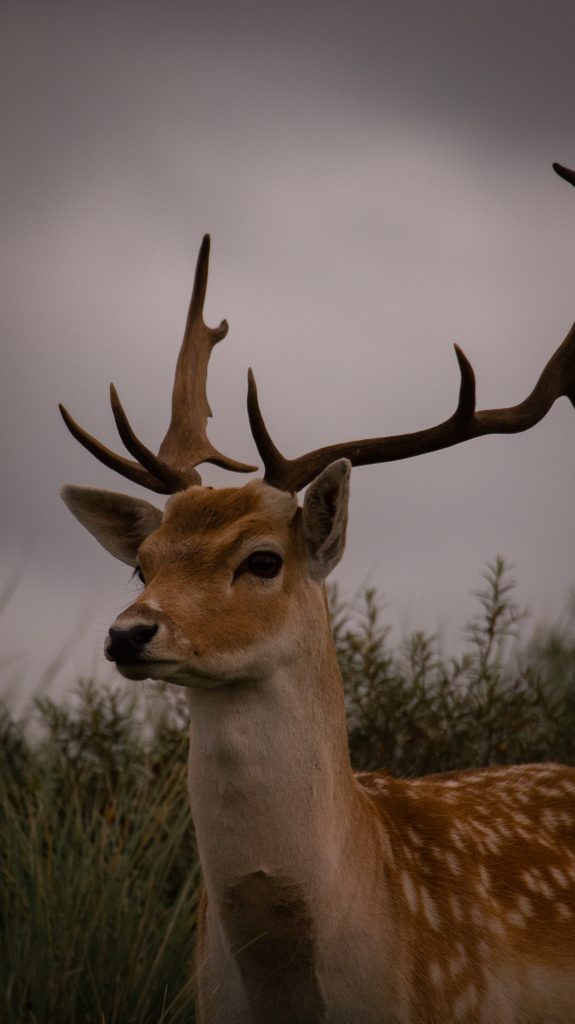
xmin=557 ymin=902 xmax=572 ymax=921
xmin=454 ymin=983 xmax=477 ymax=1019
xmin=448 ymin=944 xmax=467 ymax=979
xmin=441 ymin=789 xmax=459 ymax=803
xmin=491 ymin=815 xmax=507 ymax=839
xmin=516 ymin=895 xmax=533 ymax=916
xmin=400 ymin=870 xmax=418 ymax=913
xmin=538 ymin=878 xmax=554 ymax=899
xmin=420 ymin=886 xmax=441 ymax=930
xmin=450 ymin=822 xmax=467 ymax=851
xmin=470 ymin=904 xmax=485 ymax=927
xmin=550 ymin=866 xmax=568 ymax=888
xmin=429 ymin=962 xmax=444 ymax=989
xmin=538 ymin=785 xmax=560 ymax=798
xmin=477 ymin=939 xmax=490 ymax=960
xmin=514 ymin=790 xmax=531 ymax=805
xmin=512 ymin=810 xmax=531 ymax=828
xmin=445 ymin=850 xmax=461 ymax=875
xmin=449 ymin=893 xmax=463 ymax=922
xmin=407 ymin=828 xmax=423 ymax=847
xmin=523 ymin=870 xmax=537 ymax=892
xmin=471 ymin=822 xmax=502 ymax=854
xmin=488 ymin=916 xmax=506 ymax=939
xmin=514 ymin=826 xmax=533 ymax=845
xmin=478 ymin=864 xmax=491 ymax=890
xmin=507 ymin=910 xmax=527 ymax=928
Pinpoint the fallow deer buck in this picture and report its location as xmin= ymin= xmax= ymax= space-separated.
xmin=60 ymin=163 xmax=575 ymax=1024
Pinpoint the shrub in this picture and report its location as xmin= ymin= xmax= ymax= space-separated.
xmin=335 ymin=557 xmax=575 ymax=774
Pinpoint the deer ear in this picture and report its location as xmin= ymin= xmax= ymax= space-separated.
xmin=301 ymin=459 xmax=351 ymax=581
xmin=61 ymin=486 xmax=163 ymax=566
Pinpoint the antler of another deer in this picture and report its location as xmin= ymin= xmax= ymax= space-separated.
xmin=59 ymin=236 xmax=256 ymax=493
xmin=247 ymin=162 xmax=575 ymax=493
xmin=554 ymin=162 xmax=575 ymax=188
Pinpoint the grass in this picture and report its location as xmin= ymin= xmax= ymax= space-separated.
xmin=0 ymin=688 xmax=198 ymax=1023
xmin=1 ymin=558 xmax=575 ymax=1021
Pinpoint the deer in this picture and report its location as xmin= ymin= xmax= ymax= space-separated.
xmin=59 ymin=162 xmax=575 ymax=1024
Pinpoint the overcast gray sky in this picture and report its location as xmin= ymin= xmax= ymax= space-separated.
xmin=2 ymin=0 xmax=575 ymax=705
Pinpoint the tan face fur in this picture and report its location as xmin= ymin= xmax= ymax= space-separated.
xmin=61 ymin=460 xmax=351 ymax=689
xmin=122 ymin=483 xmax=302 ymax=685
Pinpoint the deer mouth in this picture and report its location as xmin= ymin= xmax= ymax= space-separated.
xmin=114 ymin=659 xmax=182 ymax=682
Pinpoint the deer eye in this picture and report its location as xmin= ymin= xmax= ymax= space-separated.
xmin=236 ymin=551 xmax=283 ymax=580
xmin=132 ymin=565 xmax=145 ymax=584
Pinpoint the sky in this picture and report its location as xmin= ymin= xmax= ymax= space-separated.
xmin=2 ymin=0 xmax=575 ymax=706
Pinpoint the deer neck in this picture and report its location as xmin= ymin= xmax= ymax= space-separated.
xmin=185 ymin=616 xmax=361 ymax=893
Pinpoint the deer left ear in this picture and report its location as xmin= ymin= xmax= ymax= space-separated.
xmin=61 ymin=485 xmax=163 ymax=566
xmin=301 ymin=459 xmax=351 ymax=581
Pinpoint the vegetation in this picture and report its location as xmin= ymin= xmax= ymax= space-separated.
xmin=336 ymin=558 xmax=575 ymax=774
xmin=1 ymin=559 xmax=575 ymax=1022
xmin=0 ymin=688 xmax=196 ymax=1024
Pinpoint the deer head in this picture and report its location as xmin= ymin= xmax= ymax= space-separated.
xmin=60 ymin=235 xmax=354 ymax=686
xmin=60 ymin=166 xmax=575 ymax=689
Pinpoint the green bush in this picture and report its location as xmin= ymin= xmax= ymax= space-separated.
xmin=1 ymin=558 xmax=575 ymax=1022
xmin=334 ymin=557 xmax=575 ymax=773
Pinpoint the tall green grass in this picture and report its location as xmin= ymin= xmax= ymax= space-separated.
xmin=0 ymin=687 xmax=198 ymax=1023
xmin=1 ymin=559 xmax=575 ymax=1022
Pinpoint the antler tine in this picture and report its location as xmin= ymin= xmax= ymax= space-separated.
xmin=108 ymin=384 xmax=191 ymax=490
xmin=247 ymin=369 xmax=289 ymax=484
xmin=60 ymin=234 xmax=256 ymax=493
xmin=157 ymin=234 xmax=256 ymax=477
xmin=248 ymin=326 xmax=575 ymax=493
xmin=58 ymin=403 xmax=174 ymax=493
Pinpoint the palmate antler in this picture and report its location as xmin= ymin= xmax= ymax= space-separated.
xmin=247 ymin=163 xmax=575 ymax=492
xmin=59 ymin=236 xmax=256 ymax=493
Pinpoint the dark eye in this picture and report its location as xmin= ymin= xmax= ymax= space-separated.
xmin=132 ymin=565 xmax=145 ymax=584
xmin=237 ymin=551 xmax=283 ymax=580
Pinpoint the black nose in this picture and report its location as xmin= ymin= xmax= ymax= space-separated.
xmin=106 ymin=623 xmax=158 ymax=662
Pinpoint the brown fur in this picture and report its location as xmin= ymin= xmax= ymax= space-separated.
xmin=357 ymin=764 xmax=575 ymax=1021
